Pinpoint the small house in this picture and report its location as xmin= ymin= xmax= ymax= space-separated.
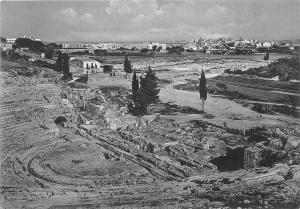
xmin=70 ymin=57 xmax=101 ymax=77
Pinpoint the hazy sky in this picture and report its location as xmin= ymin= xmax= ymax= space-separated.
xmin=1 ymin=0 xmax=300 ymax=42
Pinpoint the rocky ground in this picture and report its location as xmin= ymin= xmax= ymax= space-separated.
xmin=1 ymin=59 xmax=300 ymax=209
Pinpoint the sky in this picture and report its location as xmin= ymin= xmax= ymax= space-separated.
xmin=1 ymin=0 xmax=300 ymax=42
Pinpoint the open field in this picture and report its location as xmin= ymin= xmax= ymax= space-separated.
xmin=1 ymin=53 xmax=300 ymax=209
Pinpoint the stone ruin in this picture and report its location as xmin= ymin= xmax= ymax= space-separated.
xmin=62 ymin=86 xmax=159 ymax=131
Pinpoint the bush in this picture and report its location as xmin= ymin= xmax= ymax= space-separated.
xmin=45 ymin=48 xmax=54 ymax=59
xmin=32 ymin=60 xmax=55 ymax=69
xmin=61 ymin=72 xmax=73 ymax=82
xmin=226 ymin=56 xmax=300 ymax=81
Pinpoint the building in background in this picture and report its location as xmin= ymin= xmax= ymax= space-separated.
xmin=62 ymin=43 xmax=85 ymax=49
xmin=147 ymin=43 xmax=167 ymax=51
xmin=96 ymin=43 xmax=118 ymax=50
xmin=6 ymin=38 xmax=16 ymax=43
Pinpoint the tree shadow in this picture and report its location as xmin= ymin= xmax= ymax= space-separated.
xmin=153 ymin=102 xmax=202 ymax=115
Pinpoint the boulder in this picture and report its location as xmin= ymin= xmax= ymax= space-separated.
xmin=284 ymin=136 xmax=300 ymax=151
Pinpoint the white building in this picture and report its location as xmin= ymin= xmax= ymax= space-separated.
xmin=184 ymin=43 xmax=198 ymax=51
xmin=6 ymin=38 xmax=16 ymax=43
xmin=70 ymin=57 xmax=102 ymax=77
xmin=62 ymin=43 xmax=85 ymax=49
xmin=147 ymin=43 xmax=167 ymax=51
xmin=262 ymin=42 xmax=272 ymax=48
xmin=96 ymin=43 xmax=118 ymax=50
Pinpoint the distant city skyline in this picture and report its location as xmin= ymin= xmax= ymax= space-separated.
xmin=1 ymin=0 xmax=300 ymax=42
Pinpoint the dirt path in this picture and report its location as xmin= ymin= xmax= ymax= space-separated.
xmin=159 ymin=78 xmax=299 ymax=130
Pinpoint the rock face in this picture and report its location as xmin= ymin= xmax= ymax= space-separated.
xmin=188 ymin=163 xmax=300 ymax=208
xmin=85 ymin=100 xmax=159 ymax=130
xmin=244 ymin=147 xmax=263 ymax=169
xmin=284 ymin=136 xmax=300 ymax=151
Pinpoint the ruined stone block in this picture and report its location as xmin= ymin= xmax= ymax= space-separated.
xmin=244 ymin=147 xmax=263 ymax=169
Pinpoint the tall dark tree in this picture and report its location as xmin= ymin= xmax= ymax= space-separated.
xmin=199 ymin=70 xmax=207 ymax=114
xmin=132 ymin=70 xmax=139 ymax=104
xmin=124 ymin=55 xmax=133 ymax=78
xmin=139 ymin=66 xmax=160 ymax=113
xmin=264 ymin=51 xmax=270 ymax=64
xmin=56 ymin=51 xmax=63 ymax=72
xmin=128 ymin=92 xmax=147 ymax=117
xmin=62 ymin=53 xmax=70 ymax=75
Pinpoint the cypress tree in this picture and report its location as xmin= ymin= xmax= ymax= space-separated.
xmin=124 ymin=55 xmax=133 ymax=78
xmin=199 ymin=70 xmax=207 ymax=114
xmin=139 ymin=66 xmax=160 ymax=113
xmin=132 ymin=70 xmax=139 ymax=104
xmin=56 ymin=51 xmax=62 ymax=72
xmin=62 ymin=53 xmax=70 ymax=75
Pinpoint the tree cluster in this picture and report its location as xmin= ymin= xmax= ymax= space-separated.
xmin=94 ymin=49 xmax=107 ymax=56
xmin=129 ymin=66 xmax=160 ymax=116
xmin=13 ymin=38 xmax=46 ymax=52
xmin=166 ymin=46 xmax=185 ymax=54
xmin=56 ymin=52 xmax=72 ymax=80
xmin=12 ymin=38 xmax=61 ymax=59
xmin=140 ymin=48 xmax=149 ymax=53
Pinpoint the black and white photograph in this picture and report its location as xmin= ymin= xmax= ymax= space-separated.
xmin=0 ymin=0 xmax=300 ymax=208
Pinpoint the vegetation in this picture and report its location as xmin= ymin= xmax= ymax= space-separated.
xmin=94 ymin=49 xmax=107 ymax=56
xmin=60 ymin=53 xmax=72 ymax=81
xmin=129 ymin=66 xmax=160 ymax=116
xmin=13 ymin=38 xmax=46 ymax=52
xmin=225 ymin=56 xmax=300 ymax=81
xmin=166 ymin=46 xmax=185 ymax=54
xmin=139 ymin=66 xmax=160 ymax=113
xmin=56 ymin=51 xmax=63 ymax=72
xmin=12 ymin=38 xmax=60 ymax=59
xmin=132 ymin=70 xmax=139 ymax=104
xmin=199 ymin=70 xmax=207 ymax=113
xmin=45 ymin=48 xmax=54 ymax=59
xmin=75 ymin=74 xmax=88 ymax=84
xmin=141 ymin=48 xmax=149 ymax=53
xmin=32 ymin=60 xmax=55 ymax=69
xmin=213 ymin=75 xmax=300 ymax=92
xmin=124 ymin=55 xmax=133 ymax=77
xmin=3 ymin=50 xmax=21 ymax=60
xmin=1 ymin=37 xmax=6 ymax=42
